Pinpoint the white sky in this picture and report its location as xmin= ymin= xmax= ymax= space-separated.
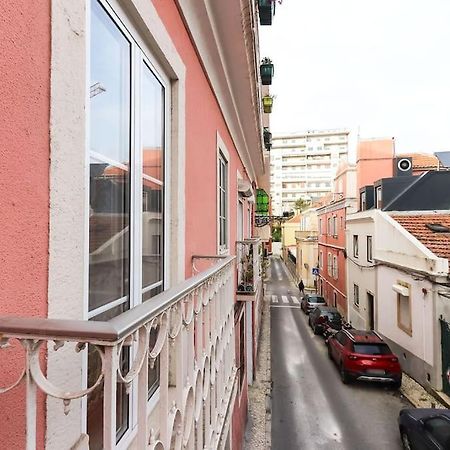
xmin=259 ymin=0 xmax=450 ymax=154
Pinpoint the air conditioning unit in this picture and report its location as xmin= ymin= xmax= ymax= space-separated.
xmin=394 ymin=157 xmax=412 ymax=176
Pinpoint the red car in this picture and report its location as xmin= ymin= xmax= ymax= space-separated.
xmin=327 ymin=329 xmax=402 ymax=388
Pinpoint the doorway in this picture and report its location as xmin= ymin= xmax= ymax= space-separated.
xmin=367 ymin=292 xmax=374 ymax=330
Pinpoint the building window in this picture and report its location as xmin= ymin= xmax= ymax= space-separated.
xmin=319 ymin=251 xmax=323 ymax=270
xmin=319 ymin=218 xmax=323 ymax=234
xmin=88 ymin=0 xmax=168 ymax=445
xmin=327 ymin=217 xmax=331 ymax=235
xmin=354 ymin=284 xmax=359 ymax=307
xmin=353 ymin=235 xmax=359 ymax=258
xmin=361 ymin=192 xmax=366 ymax=211
xmin=397 ymin=285 xmax=412 ymax=335
xmin=367 ymin=236 xmax=373 ymax=262
xmin=327 ymin=252 xmax=332 ymax=276
xmin=332 ymin=216 xmax=337 ymax=237
xmin=333 ymin=255 xmax=338 ymax=279
xmin=218 ymin=151 xmax=228 ymax=252
xmin=376 ymin=186 xmax=382 ymax=209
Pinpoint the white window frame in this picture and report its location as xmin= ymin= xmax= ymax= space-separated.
xmin=353 ymin=284 xmax=360 ymax=307
xmin=217 ymin=133 xmax=230 ymax=254
xmin=353 ymin=235 xmax=359 ymax=258
xmin=367 ymin=235 xmax=373 ymax=262
xmin=333 ymin=254 xmax=338 ymax=279
xmin=376 ymin=186 xmax=382 ymax=209
xmin=86 ymin=0 xmax=175 ymax=446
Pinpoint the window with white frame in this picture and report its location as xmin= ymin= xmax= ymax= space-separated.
xmin=327 ymin=252 xmax=332 ymax=276
xmin=367 ymin=236 xmax=373 ymax=262
xmin=397 ymin=284 xmax=412 ymax=335
xmin=353 ymin=284 xmax=360 ymax=307
xmin=88 ymin=0 xmax=168 ymax=445
xmin=327 ymin=217 xmax=331 ymax=235
xmin=333 ymin=255 xmax=338 ymax=279
xmin=376 ymin=186 xmax=382 ymax=209
xmin=319 ymin=251 xmax=323 ymax=269
xmin=218 ymin=151 xmax=228 ymax=252
xmin=353 ymin=235 xmax=359 ymax=258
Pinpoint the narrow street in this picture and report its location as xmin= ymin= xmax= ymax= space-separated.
xmin=269 ymin=256 xmax=411 ymax=450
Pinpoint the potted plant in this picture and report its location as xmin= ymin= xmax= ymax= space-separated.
xmin=263 ymin=127 xmax=272 ymax=150
xmin=258 ymin=0 xmax=275 ymax=26
xmin=262 ymin=95 xmax=274 ymax=113
xmin=260 ymin=57 xmax=274 ymax=85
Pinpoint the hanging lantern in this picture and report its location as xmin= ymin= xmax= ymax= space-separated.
xmin=263 ymin=127 xmax=272 ymax=150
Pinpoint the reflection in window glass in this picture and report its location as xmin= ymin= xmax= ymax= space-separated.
xmin=142 ymin=63 xmax=164 ymax=299
xmin=88 ymin=1 xmax=131 ymax=447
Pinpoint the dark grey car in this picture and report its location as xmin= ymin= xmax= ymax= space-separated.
xmin=300 ymin=294 xmax=326 ymax=314
xmin=398 ymin=408 xmax=450 ymax=449
xmin=308 ymin=306 xmax=342 ymax=335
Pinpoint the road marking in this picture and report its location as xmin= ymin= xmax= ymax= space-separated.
xmin=281 ymin=295 xmax=289 ymax=304
xmin=271 ymin=295 xmax=278 ymax=304
xmin=270 ymin=304 xmax=301 ymax=309
xmin=291 ymin=296 xmax=299 ymax=304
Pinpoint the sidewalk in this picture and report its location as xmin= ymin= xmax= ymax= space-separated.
xmin=244 ymin=292 xmax=271 ymax=449
xmin=400 ymin=373 xmax=450 ymax=410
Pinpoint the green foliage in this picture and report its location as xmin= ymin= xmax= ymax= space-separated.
xmin=272 ymin=227 xmax=281 ymax=242
xmin=294 ymin=197 xmax=311 ymax=213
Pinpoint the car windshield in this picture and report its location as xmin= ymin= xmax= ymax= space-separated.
xmin=323 ymin=312 xmax=341 ymax=321
xmin=353 ymin=344 xmax=391 ymax=355
xmin=308 ymin=296 xmax=325 ymax=303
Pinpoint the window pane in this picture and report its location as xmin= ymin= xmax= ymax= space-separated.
xmin=90 ymin=0 xmax=131 ymax=163
xmin=89 ymin=0 xmax=131 ymax=313
xmin=142 ymin=64 xmax=164 ymax=295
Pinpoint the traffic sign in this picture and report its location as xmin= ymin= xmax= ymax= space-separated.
xmin=312 ymin=267 xmax=319 ymax=276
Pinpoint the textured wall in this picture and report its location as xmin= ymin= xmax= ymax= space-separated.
xmin=0 ymin=0 xmax=51 ymax=448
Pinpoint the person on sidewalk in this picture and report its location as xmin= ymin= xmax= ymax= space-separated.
xmin=298 ymin=279 xmax=305 ymax=296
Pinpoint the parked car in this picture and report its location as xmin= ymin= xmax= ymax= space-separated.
xmin=308 ymin=306 xmax=342 ymax=336
xmin=300 ymin=294 xmax=326 ymax=314
xmin=326 ymin=329 xmax=402 ymax=388
xmin=398 ymin=409 xmax=450 ymax=449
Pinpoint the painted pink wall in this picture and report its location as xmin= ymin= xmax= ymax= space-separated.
xmin=318 ymin=205 xmax=348 ymax=316
xmin=357 ymin=139 xmax=394 ymax=191
xmin=152 ymin=1 xmax=252 ymax=278
xmin=0 ymin=1 xmax=50 ymax=448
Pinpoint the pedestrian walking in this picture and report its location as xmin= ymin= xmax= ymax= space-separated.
xmin=298 ymin=279 xmax=305 ymax=296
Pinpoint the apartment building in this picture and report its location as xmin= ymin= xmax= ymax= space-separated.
xmin=270 ymin=129 xmax=350 ymax=215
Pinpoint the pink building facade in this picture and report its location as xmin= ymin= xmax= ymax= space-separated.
xmin=0 ymin=1 xmax=269 ymax=449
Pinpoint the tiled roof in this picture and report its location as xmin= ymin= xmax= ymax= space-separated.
xmin=392 ymin=214 xmax=450 ymax=261
xmin=403 ymin=153 xmax=440 ymax=169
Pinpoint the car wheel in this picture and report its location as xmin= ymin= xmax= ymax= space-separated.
xmin=340 ymin=363 xmax=351 ymax=384
xmin=400 ymin=431 xmax=412 ymax=450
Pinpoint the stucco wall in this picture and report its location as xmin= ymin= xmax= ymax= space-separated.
xmin=346 ymin=213 xmax=376 ymax=330
xmin=0 ymin=1 xmax=50 ymax=448
xmin=377 ymin=266 xmax=434 ymax=367
xmin=152 ymin=0 xmax=252 ymax=277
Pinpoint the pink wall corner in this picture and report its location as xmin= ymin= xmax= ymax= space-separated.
xmin=152 ymin=0 xmax=250 ymax=277
xmin=0 ymin=0 xmax=51 ymax=448
xmin=356 ymin=138 xmax=395 ymax=191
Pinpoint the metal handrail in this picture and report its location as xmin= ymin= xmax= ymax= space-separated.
xmin=0 ymin=256 xmax=235 ymax=344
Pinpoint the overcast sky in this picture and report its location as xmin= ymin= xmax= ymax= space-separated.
xmin=259 ymin=0 xmax=450 ymax=154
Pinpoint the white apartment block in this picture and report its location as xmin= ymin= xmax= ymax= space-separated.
xmin=270 ymin=129 xmax=350 ymax=215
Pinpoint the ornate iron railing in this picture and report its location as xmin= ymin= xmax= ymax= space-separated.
xmin=0 ymin=256 xmax=237 ymax=450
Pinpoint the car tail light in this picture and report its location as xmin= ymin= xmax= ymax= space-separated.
xmin=348 ymin=354 xmax=359 ymax=360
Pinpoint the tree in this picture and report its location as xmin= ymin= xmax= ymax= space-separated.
xmin=294 ymin=197 xmax=311 ymax=213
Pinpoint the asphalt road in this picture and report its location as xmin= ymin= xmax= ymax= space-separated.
xmin=269 ymin=256 xmax=410 ymax=450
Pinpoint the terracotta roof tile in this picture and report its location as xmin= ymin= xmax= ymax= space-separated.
xmin=403 ymin=153 xmax=440 ymax=169
xmin=392 ymin=214 xmax=450 ymax=262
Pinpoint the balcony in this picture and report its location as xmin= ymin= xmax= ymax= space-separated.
xmin=236 ymin=239 xmax=263 ymax=302
xmin=0 ymin=257 xmax=236 ymax=449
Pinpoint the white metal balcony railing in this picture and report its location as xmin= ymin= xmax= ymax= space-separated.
xmin=0 ymin=256 xmax=237 ymax=450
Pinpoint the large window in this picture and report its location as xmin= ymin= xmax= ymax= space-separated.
xmin=218 ymin=151 xmax=228 ymax=252
xmin=398 ymin=292 xmax=412 ymax=335
xmin=353 ymin=235 xmax=359 ymax=258
xmin=367 ymin=236 xmax=373 ymax=262
xmin=353 ymin=284 xmax=360 ymax=307
xmin=88 ymin=0 xmax=168 ymax=447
